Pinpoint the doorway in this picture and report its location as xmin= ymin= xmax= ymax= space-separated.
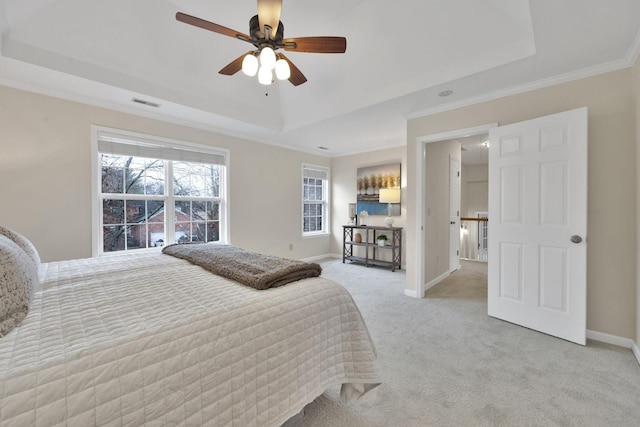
xmin=416 ymin=108 xmax=588 ymax=345
xmin=459 ymin=136 xmax=490 ymax=265
xmin=416 ymin=124 xmax=495 ymax=295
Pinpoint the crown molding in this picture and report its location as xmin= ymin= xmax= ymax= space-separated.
xmin=406 ymin=57 xmax=634 ymax=121
xmin=625 ymin=27 xmax=640 ymax=67
xmin=406 ymin=27 xmax=640 ymax=122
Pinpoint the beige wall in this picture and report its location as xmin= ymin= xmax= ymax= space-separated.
xmin=423 ymin=139 xmax=460 ymax=283
xmin=461 ymin=164 xmax=488 ymax=218
xmin=0 ymin=85 xmax=330 ymax=262
xmin=633 ymin=58 xmax=640 ymax=347
xmin=407 ymin=69 xmax=636 ymax=339
xmin=331 ymin=147 xmax=406 ymax=262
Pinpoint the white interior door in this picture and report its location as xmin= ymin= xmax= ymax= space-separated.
xmin=488 ymin=107 xmax=587 ymax=345
xmin=450 ymin=156 xmax=461 ymax=272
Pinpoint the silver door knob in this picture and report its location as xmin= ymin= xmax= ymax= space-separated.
xmin=570 ymin=235 xmax=583 ymax=244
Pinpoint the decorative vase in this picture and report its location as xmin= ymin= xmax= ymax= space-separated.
xmin=354 ymin=233 xmax=362 ymax=243
xmin=378 ymin=240 xmax=385 ymax=247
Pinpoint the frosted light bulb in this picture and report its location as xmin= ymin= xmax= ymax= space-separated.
xmin=258 ymin=66 xmax=273 ymax=85
xmin=259 ymin=47 xmax=276 ymax=70
xmin=241 ymin=54 xmax=258 ymax=76
xmin=275 ymin=58 xmax=290 ymax=80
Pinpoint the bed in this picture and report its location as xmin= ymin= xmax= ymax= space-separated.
xmin=0 ymin=229 xmax=380 ymax=426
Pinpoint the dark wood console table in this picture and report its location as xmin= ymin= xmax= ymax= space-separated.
xmin=342 ymin=225 xmax=402 ymax=272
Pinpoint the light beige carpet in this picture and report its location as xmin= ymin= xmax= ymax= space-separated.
xmin=297 ymin=258 xmax=640 ymax=427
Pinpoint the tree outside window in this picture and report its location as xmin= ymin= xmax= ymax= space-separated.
xmin=96 ymin=127 xmax=227 ymax=255
xmin=100 ymin=154 xmax=222 ymax=253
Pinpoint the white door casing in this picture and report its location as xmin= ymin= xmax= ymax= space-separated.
xmin=488 ymin=107 xmax=588 ymax=345
xmin=450 ymin=156 xmax=461 ymax=272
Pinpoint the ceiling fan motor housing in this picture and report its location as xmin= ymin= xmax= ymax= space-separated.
xmin=249 ymin=15 xmax=284 ymax=46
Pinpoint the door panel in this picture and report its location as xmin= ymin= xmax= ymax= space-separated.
xmin=540 ymin=162 xmax=568 ymax=225
xmin=488 ymin=107 xmax=587 ymax=345
xmin=499 ymin=165 xmax=523 ymax=223
xmin=499 ymin=242 xmax=523 ymax=301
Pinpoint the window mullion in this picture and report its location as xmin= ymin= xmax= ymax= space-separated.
xmin=166 ymin=161 xmax=175 ymax=244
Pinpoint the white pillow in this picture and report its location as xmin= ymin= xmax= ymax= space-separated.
xmin=0 ymin=235 xmax=37 ymax=337
xmin=0 ymin=226 xmax=41 ymax=266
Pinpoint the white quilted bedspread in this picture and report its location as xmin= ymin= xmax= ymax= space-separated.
xmin=0 ymin=252 xmax=380 ymax=426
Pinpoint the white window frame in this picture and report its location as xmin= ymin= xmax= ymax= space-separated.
xmin=91 ymin=125 xmax=230 ymax=256
xmin=302 ymin=163 xmax=330 ymax=237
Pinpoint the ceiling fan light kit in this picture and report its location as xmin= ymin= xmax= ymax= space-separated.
xmin=176 ymin=0 xmax=346 ymax=87
xmin=240 ymin=49 xmax=290 ymax=85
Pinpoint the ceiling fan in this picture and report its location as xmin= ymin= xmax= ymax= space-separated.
xmin=176 ymin=0 xmax=347 ymax=87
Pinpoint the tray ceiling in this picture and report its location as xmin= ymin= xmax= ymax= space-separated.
xmin=1 ymin=0 xmax=639 ymax=156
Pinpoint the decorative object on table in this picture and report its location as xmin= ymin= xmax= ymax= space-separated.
xmin=356 ymin=163 xmax=401 ymax=215
xmin=358 ymin=210 xmax=369 ymax=226
xmin=377 ymin=234 xmax=388 ymax=246
xmin=354 ymin=232 xmax=362 ymax=243
xmin=348 ymin=203 xmax=356 ymax=225
xmin=379 ymin=188 xmax=401 ymax=227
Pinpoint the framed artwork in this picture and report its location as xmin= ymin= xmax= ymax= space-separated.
xmin=356 ymin=163 xmax=401 ymax=216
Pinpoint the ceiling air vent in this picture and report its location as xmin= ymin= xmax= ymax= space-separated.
xmin=132 ymin=98 xmax=160 ymax=108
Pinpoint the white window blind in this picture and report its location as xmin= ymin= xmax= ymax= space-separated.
xmin=303 ymin=166 xmax=328 ymax=180
xmin=97 ymin=131 xmax=226 ymax=165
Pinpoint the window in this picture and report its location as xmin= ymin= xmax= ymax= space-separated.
xmin=302 ymin=164 xmax=329 ymax=235
xmin=93 ymin=127 xmax=228 ymax=255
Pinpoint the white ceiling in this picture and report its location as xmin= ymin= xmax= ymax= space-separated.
xmin=460 ymin=134 xmax=490 ymax=166
xmin=1 ymin=0 xmax=639 ymax=157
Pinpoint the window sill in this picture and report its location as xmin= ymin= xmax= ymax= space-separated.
xmin=302 ymin=232 xmax=330 ymax=239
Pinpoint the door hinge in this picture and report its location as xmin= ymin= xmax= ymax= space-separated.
xmin=456 ymin=250 xmax=459 ymax=255
xmin=457 ymin=171 xmax=460 ymax=177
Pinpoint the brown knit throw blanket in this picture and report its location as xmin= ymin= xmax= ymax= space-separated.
xmin=162 ymin=244 xmax=322 ymax=290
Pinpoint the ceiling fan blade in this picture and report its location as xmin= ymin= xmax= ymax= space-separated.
xmin=279 ymin=54 xmax=307 ymax=86
xmin=219 ymin=51 xmax=254 ymax=76
xmin=176 ymin=12 xmax=252 ymax=43
xmin=257 ymin=0 xmax=282 ymax=38
xmin=282 ymin=36 xmax=347 ymax=53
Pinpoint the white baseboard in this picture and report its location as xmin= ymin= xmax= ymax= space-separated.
xmin=406 ymin=271 xmax=451 ymax=299
xmin=586 ymin=330 xmax=634 ymax=348
xmin=423 ymin=271 xmax=451 ymax=294
xmin=302 ymin=253 xmax=338 ymax=262
xmin=586 ymin=330 xmax=640 ymax=365
xmin=404 ymin=289 xmax=418 ymax=298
